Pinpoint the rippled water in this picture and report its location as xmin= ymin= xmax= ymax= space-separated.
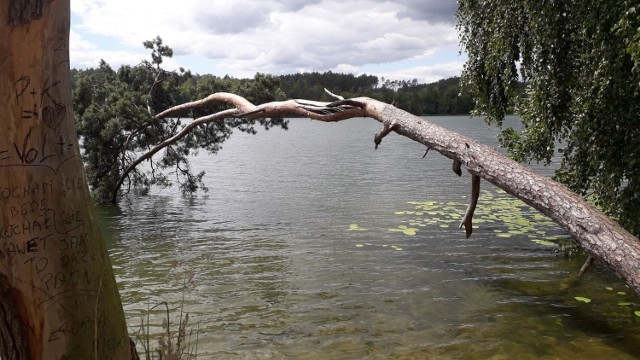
xmin=97 ymin=116 xmax=640 ymax=359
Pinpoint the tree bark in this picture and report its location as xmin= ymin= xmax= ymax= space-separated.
xmin=120 ymin=93 xmax=640 ymax=296
xmin=1 ymin=1 xmax=131 ymax=358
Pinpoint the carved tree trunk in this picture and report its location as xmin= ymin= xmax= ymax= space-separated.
xmin=1 ymin=1 xmax=131 ymax=358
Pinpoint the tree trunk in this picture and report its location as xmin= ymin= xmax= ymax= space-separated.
xmin=1 ymin=1 xmax=131 ymax=358
xmin=128 ymin=93 xmax=640 ymax=296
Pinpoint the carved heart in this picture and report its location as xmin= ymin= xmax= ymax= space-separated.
xmin=42 ymin=102 xmax=66 ymax=131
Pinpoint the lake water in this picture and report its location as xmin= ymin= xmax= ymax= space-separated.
xmin=97 ymin=116 xmax=640 ymax=359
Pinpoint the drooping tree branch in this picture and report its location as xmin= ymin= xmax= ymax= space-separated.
xmin=112 ymin=108 xmax=241 ymax=203
xmin=373 ymin=120 xmax=397 ymax=149
xmin=113 ymin=93 xmax=640 ymax=296
xmin=460 ymin=174 xmax=481 ymax=238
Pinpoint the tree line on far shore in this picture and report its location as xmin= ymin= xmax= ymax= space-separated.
xmin=72 ymin=66 xmax=474 ymax=119
xmin=278 ymin=72 xmax=475 ymax=115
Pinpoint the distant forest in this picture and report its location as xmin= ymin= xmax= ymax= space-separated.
xmin=71 ymin=65 xmax=474 ymax=116
xmin=279 ymin=73 xmax=474 ymax=115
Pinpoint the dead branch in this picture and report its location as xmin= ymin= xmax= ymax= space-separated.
xmin=459 ymin=174 xmax=481 ymax=238
xmin=113 ymin=94 xmax=368 ymax=202
xmin=324 ymin=87 xmax=344 ymax=100
xmin=374 ymin=121 xmax=397 ymax=149
xmin=579 ymin=255 xmax=596 ymax=277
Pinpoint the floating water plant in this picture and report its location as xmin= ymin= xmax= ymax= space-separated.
xmin=575 ymin=296 xmax=592 ymax=303
xmin=391 ymin=189 xmax=569 ymax=247
xmin=635 ymin=311 xmax=640 ymax=317
xmin=355 ymin=243 xmax=365 ymax=248
xmin=532 ymin=240 xmax=556 ymax=247
xmin=347 ymin=224 xmax=367 ymax=231
xmin=389 ymin=225 xmax=418 ymax=236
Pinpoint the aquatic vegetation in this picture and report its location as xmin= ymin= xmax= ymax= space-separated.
xmin=575 ymin=297 xmax=592 ymax=303
xmin=389 ymin=225 xmax=418 ymax=236
xmin=395 ymin=190 xmax=571 ymax=249
xmin=347 ymin=224 xmax=367 ymax=231
xmin=347 ymin=188 xmax=581 ymax=257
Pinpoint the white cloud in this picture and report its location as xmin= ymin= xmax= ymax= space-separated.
xmin=70 ymin=0 xmax=461 ymax=82
xmin=376 ymin=61 xmax=466 ymax=84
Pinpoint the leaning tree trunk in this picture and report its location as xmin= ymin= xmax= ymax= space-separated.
xmin=116 ymin=93 xmax=640 ymax=296
xmin=1 ymin=1 xmax=131 ymax=358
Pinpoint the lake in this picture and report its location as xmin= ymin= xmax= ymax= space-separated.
xmin=97 ymin=116 xmax=640 ymax=359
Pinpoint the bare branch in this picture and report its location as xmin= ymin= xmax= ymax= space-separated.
xmin=579 ymin=255 xmax=596 ymax=277
xmin=324 ymin=87 xmax=344 ymax=100
xmin=154 ymin=93 xmax=257 ymax=119
xmin=374 ymin=120 xmax=398 ymax=149
xmin=459 ymin=174 xmax=481 ymax=238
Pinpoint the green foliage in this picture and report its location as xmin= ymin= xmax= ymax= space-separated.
xmin=457 ymin=0 xmax=640 ymax=236
xmin=72 ymin=37 xmax=288 ymax=203
xmin=279 ymin=72 xmax=474 ymax=115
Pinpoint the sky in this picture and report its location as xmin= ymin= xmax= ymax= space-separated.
xmin=70 ymin=0 xmax=465 ymax=84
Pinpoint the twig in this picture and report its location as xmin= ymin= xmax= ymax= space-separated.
xmin=324 ymin=87 xmax=344 ymax=100
xmin=422 ymin=148 xmax=430 ymax=158
xmin=579 ymin=255 xmax=596 ymax=277
xmin=374 ymin=121 xmax=398 ymax=149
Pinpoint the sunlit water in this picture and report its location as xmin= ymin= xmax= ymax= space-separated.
xmin=96 ymin=116 xmax=640 ymax=359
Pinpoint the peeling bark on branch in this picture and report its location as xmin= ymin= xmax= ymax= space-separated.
xmin=116 ymin=94 xmax=640 ymax=296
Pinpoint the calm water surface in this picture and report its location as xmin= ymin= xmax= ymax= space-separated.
xmin=97 ymin=116 xmax=640 ymax=359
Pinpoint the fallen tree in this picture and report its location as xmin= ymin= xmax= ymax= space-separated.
xmin=113 ymin=92 xmax=640 ymax=296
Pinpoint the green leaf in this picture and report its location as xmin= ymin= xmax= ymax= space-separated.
xmin=574 ymin=297 xmax=591 ymax=303
xmin=347 ymin=224 xmax=366 ymax=231
xmin=402 ymin=228 xmax=417 ymax=236
xmin=531 ymin=239 xmax=555 ymax=246
xmin=634 ymin=311 xmax=640 ymax=317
